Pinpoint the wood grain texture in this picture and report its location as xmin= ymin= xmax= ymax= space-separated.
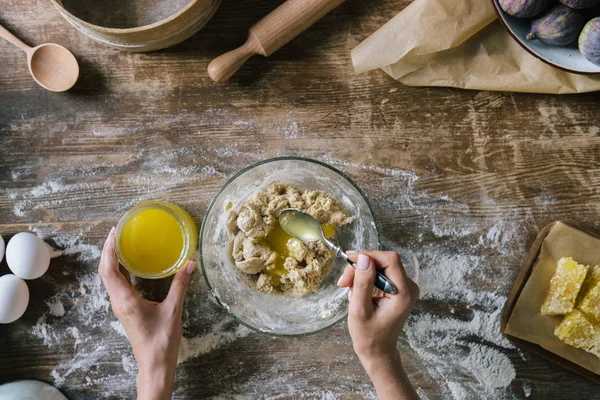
xmin=0 ymin=0 xmax=599 ymax=399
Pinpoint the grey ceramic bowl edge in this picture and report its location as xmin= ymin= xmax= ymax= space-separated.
xmin=491 ymin=0 xmax=600 ymax=75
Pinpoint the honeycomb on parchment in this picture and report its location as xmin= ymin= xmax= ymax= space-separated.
xmin=541 ymin=257 xmax=589 ymax=316
xmin=578 ymin=265 xmax=600 ymax=323
xmin=578 ymin=265 xmax=600 ymax=300
xmin=555 ymin=309 xmax=600 ymax=358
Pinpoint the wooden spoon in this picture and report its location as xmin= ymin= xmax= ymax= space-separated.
xmin=0 ymin=23 xmax=79 ymax=92
xmin=208 ymin=0 xmax=345 ymax=83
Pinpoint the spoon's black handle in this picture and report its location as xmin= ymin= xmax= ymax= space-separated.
xmin=375 ymin=270 xmax=399 ymax=295
xmin=344 ymin=256 xmax=399 ymax=295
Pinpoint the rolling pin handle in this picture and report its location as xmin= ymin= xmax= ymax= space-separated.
xmin=208 ymin=36 xmax=262 ymax=83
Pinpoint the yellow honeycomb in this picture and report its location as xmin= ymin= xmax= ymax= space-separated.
xmin=555 ymin=309 xmax=600 ymax=358
xmin=541 ymin=257 xmax=589 ymax=316
xmin=578 ymin=265 xmax=600 ymax=323
xmin=577 ymin=265 xmax=600 ymax=301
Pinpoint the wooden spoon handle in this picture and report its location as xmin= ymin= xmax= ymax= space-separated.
xmin=208 ymin=0 xmax=345 ymax=82
xmin=0 ymin=23 xmax=31 ymax=53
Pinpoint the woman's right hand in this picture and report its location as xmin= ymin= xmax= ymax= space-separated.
xmin=338 ymin=251 xmax=420 ymax=400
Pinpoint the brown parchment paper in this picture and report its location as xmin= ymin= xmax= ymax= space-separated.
xmin=505 ymin=222 xmax=600 ymax=374
xmin=351 ymin=0 xmax=600 ymax=94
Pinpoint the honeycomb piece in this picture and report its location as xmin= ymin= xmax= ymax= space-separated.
xmin=578 ymin=266 xmax=600 ymax=322
xmin=577 ymin=265 xmax=600 ymax=303
xmin=555 ymin=309 xmax=600 ymax=358
xmin=541 ymin=257 xmax=589 ymax=316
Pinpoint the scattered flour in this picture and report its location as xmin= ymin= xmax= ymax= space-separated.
xmin=322 ymin=156 xmax=420 ymax=182
xmin=431 ymin=223 xmax=477 ymax=238
xmin=393 ymin=230 xmax=520 ymax=398
xmin=178 ymin=324 xmax=252 ymax=364
xmin=121 ymin=354 xmax=137 ymax=375
xmin=110 ymin=320 xmax=127 ymax=338
xmin=480 ymin=220 xmax=524 ymax=255
xmin=326 ymin=160 xmax=526 ymax=399
xmin=9 ymin=153 xmax=532 ymax=398
xmin=32 ymin=226 xmax=102 ymax=264
xmin=31 ymin=315 xmax=55 ymax=347
xmin=25 ymin=226 xmax=252 ymax=397
xmin=8 ymin=148 xmax=231 ymax=219
xmin=50 ymin=345 xmax=108 ymax=386
xmin=447 ymin=381 xmax=470 ymax=400
xmin=278 ymin=121 xmax=300 ymax=139
xmin=68 ymin=327 xmax=82 ymax=349
xmin=45 ymin=297 xmax=65 ymax=317
xmin=461 ymin=344 xmax=516 ymax=389
xmin=10 ymin=178 xmax=115 ymax=218
xmin=275 ymin=110 xmax=301 ymax=139
xmin=49 ymin=236 xmax=102 ymax=263
xmin=29 ymin=180 xmax=82 ymax=197
xmin=187 ymin=364 xmax=379 ymax=400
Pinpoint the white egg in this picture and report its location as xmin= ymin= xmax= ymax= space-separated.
xmin=6 ymin=232 xmax=50 ymax=280
xmin=0 ymin=235 xmax=4 ymax=263
xmin=0 ymin=274 xmax=29 ymax=324
xmin=0 ymin=380 xmax=68 ymax=400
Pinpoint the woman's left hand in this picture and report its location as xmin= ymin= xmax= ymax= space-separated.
xmin=98 ymin=227 xmax=195 ymax=400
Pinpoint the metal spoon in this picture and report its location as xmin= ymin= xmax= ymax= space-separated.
xmin=0 ymin=23 xmax=79 ymax=92
xmin=279 ymin=208 xmax=398 ymax=295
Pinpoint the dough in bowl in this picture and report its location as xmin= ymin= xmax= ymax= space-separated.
xmin=227 ymin=183 xmax=352 ymax=297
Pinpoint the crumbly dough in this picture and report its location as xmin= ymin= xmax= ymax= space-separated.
xmin=227 ymin=183 xmax=352 ymax=297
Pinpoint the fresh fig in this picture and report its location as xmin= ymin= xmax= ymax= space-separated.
xmin=526 ymin=4 xmax=586 ymax=46
xmin=559 ymin=0 xmax=600 ymax=9
xmin=498 ymin=0 xmax=548 ymax=18
xmin=579 ymin=17 xmax=600 ymax=65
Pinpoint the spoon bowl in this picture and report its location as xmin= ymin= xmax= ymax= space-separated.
xmin=279 ymin=208 xmax=399 ymax=295
xmin=0 ymin=24 xmax=79 ymax=92
xmin=278 ymin=209 xmax=324 ymax=242
xmin=28 ymin=43 xmax=79 ymax=92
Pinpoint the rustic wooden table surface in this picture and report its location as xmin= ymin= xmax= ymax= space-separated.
xmin=1 ymin=0 xmax=599 ymax=399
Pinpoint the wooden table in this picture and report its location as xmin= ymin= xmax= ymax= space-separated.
xmin=1 ymin=0 xmax=599 ymax=399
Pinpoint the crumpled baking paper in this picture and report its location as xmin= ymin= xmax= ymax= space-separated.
xmin=351 ymin=0 xmax=600 ymax=94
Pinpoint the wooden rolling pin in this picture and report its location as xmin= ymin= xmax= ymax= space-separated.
xmin=208 ymin=0 xmax=345 ymax=82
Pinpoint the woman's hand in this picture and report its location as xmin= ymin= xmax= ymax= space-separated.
xmin=338 ymin=251 xmax=420 ymax=400
xmin=98 ymin=227 xmax=195 ymax=400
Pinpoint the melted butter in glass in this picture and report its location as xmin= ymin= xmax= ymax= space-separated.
xmin=120 ymin=208 xmax=183 ymax=274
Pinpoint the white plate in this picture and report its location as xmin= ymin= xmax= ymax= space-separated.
xmin=491 ymin=0 xmax=600 ymax=75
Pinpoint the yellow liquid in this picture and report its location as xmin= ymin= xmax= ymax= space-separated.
xmin=263 ymin=222 xmax=336 ymax=286
xmin=322 ymin=224 xmax=336 ymax=239
xmin=119 ymin=208 xmax=184 ymax=274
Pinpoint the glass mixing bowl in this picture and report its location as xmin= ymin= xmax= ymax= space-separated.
xmin=200 ymin=157 xmax=381 ymax=336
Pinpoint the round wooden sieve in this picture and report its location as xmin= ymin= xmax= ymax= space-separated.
xmin=50 ymin=0 xmax=220 ymax=52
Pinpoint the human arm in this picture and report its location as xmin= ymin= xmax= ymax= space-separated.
xmin=338 ymin=251 xmax=420 ymax=400
xmin=98 ymin=227 xmax=195 ymax=400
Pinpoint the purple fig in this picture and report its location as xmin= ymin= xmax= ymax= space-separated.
xmin=498 ymin=0 xmax=549 ymax=18
xmin=526 ymin=4 xmax=586 ymax=46
xmin=579 ymin=18 xmax=600 ymax=65
xmin=559 ymin=0 xmax=600 ymax=9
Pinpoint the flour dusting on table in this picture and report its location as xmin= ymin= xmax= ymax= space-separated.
xmin=26 ymin=223 xmax=255 ymax=398
xmin=325 ymin=157 xmax=527 ymax=399
xmin=6 ymin=150 xmax=533 ymax=399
